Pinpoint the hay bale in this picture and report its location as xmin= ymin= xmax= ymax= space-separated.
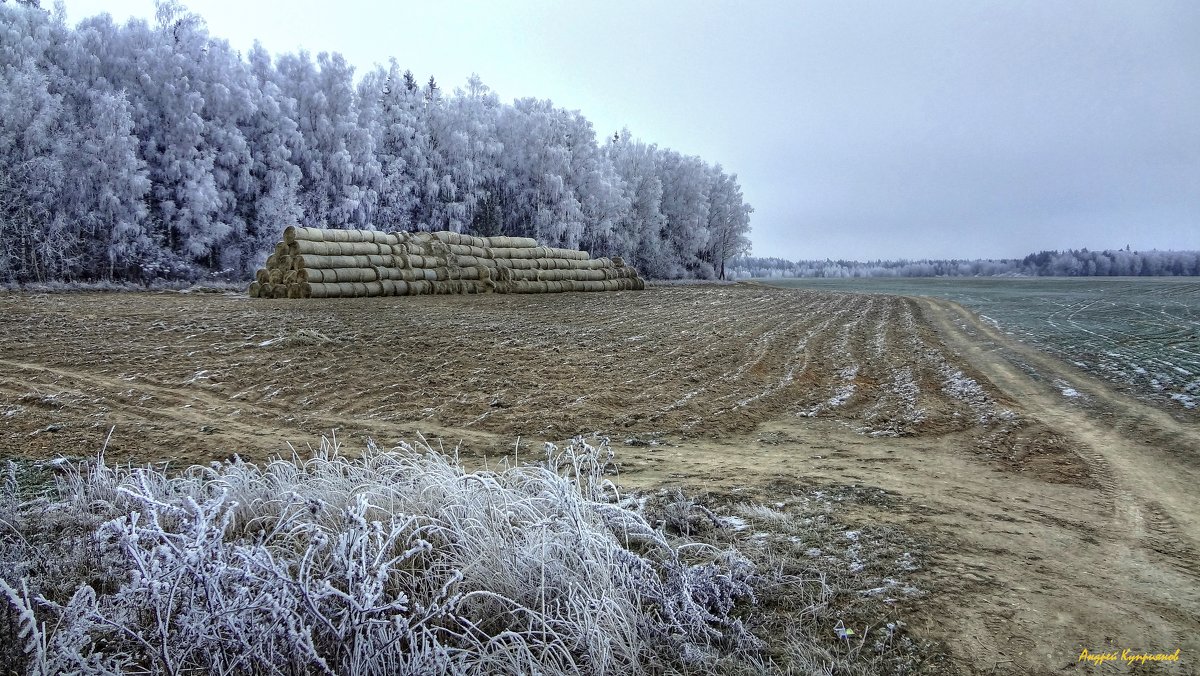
xmin=247 ymin=281 xmax=261 ymax=297
xmin=407 ymin=254 xmax=447 ymax=269
xmin=542 ymin=247 xmax=590 ymax=261
xmin=612 ymin=256 xmax=626 ymax=268
xmin=282 ymin=225 xmax=325 ymax=244
xmin=489 ymin=247 xmax=542 ymax=260
xmin=495 ymin=258 xmax=536 ymax=270
xmin=447 ymin=243 xmax=490 ymax=258
xmin=255 ymin=269 xmax=269 ymax=284
xmin=271 ymin=283 xmax=289 ymax=299
xmin=484 ymin=235 xmax=538 ymax=249
xmin=288 ymin=240 xmax=388 ymax=256
xmin=323 ymin=268 xmax=377 ymax=283
xmin=268 ymin=268 xmax=284 ymax=284
xmin=302 ymin=228 xmax=399 ymax=245
xmin=380 ymin=280 xmax=410 ymax=296
xmin=273 ymin=242 xmax=288 ymax=258
xmin=434 ymin=232 xmax=489 ymax=249
xmin=283 ymin=270 xmax=298 ymax=284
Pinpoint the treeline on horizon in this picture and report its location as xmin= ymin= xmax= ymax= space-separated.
xmin=0 ymin=1 xmax=752 ymax=285
xmin=731 ymin=247 xmax=1200 ymax=278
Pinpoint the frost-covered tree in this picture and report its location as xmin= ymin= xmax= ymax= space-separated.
xmin=0 ymin=1 xmax=754 ymax=282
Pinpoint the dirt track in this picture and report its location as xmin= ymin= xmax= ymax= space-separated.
xmin=0 ymin=285 xmax=1196 ymax=673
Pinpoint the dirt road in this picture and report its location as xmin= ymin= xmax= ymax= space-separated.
xmin=0 ymin=286 xmax=1195 ymax=673
xmin=907 ymin=297 xmax=1200 ymax=674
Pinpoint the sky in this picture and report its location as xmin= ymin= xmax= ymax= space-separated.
xmin=59 ymin=0 xmax=1200 ymax=261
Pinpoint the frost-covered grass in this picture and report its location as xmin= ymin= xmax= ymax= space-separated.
xmin=0 ymin=437 xmax=936 ymax=675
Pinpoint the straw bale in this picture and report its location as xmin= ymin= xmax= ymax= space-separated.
xmin=292 ymin=254 xmax=361 ymax=269
xmin=288 ymin=240 xmax=388 ymax=256
xmin=322 ymin=268 xmax=378 ymax=283
xmin=268 ymin=268 xmax=284 ymax=284
xmin=559 ymin=258 xmax=608 ymax=270
xmin=494 ymin=257 xmax=536 ymax=270
xmin=612 ymin=256 xmax=626 ymax=268
xmin=541 ymin=247 xmax=590 ymax=261
xmin=255 ymin=269 xmax=269 ymax=284
xmin=447 ymin=243 xmax=490 ymax=257
xmin=283 ymin=270 xmax=298 ymax=284
xmin=271 ymin=283 xmax=289 ymax=299
xmin=247 ymin=281 xmax=261 ymax=297
xmin=273 ymin=242 xmax=288 ymax=258
xmin=484 ymin=235 xmax=538 ymax=249
xmin=380 ymin=280 xmax=410 ymax=296
xmin=282 ymin=225 xmax=324 ymax=244
xmin=499 ymin=268 xmax=538 ymax=282
xmin=430 ymin=231 xmax=488 ymax=248
xmin=534 ymin=258 xmax=570 ymax=270
xmin=489 ymin=247 xmax=542 ymax=259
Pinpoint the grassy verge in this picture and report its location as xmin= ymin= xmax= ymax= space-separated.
xmin=1 ymin=437 xmax=944 ymax=674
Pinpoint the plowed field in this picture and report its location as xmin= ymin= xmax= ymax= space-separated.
xmin=1 ymin=284 xmax=1197 ymax=674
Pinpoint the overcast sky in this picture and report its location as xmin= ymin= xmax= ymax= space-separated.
xmin=60 ymin=0 xmax=1199 ymax=261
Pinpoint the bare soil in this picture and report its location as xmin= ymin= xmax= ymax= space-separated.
xmin=1 ymin=285 xmax=1196 ymax=674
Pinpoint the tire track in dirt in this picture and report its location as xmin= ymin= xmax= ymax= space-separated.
xmin=920 ymin=298 xmax=1200 ymax=555
xmin=915 ymin=296 xmax=1200 ymax=670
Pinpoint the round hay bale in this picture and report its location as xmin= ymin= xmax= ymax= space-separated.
xmin=542 ymin=247 xmax=589 ymax=261
xmin=327 ymin=268 xmax=377 ymax=283
xmin=288 ymin=240 xmax=386 ymax=256
xmin=484 ymin=235 xmax=538 ymax=249
xmin=283 ymin=270 xmax=298 ymax=284
xmin=381 ymin=280 xmax=409 ymax=296
xmin=268 ymin=268 xmax=284 ymax=284
xmin=247 ymin=281 xmax=261 ymax=297
xmin=448 ymin=244 xmax=490 ymax=258
xmin=273 ymin=242 xmax=288 ymax=258
xmin=491 ymin=247 xmax=540 ymax=260
xmin=283 ymin=225 xmax=326 ymax=244
xmin=633 ymin=277 xmax=646 ymax=290
xmin=271 ymin=283 xmax=289 ymax=299
xmin=255 ymin=269 xmax=269 ymax=284
xmin=406 ymin=279 xmax=431 ymax=295
xmin=612 ymin=256 xmax=626 ymax=268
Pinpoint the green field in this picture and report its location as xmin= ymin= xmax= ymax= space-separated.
xmin=755 ymin=277 xmax=1200 ymax=410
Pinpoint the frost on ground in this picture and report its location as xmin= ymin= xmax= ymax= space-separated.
xmin=0 ymin=437 xmax=935 ymax=675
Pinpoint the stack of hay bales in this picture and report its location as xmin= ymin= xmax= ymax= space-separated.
xmin=247 ymin=227 xmax=645 ymax=299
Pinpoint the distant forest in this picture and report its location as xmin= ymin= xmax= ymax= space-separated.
xmin=0 ymin=2 xmax=752 ymax=284
xmin=731 ymin=248 xmax=1200 ymax=279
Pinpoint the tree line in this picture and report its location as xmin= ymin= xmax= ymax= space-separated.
xmin=0 ymin=1 xmax=752 ymax=284
xmin=731 ymin=247 xmax=1200 ymax=278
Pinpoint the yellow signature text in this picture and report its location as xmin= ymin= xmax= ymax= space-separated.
xmin=1078 ymin=648 xmax=1181 ymax=667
